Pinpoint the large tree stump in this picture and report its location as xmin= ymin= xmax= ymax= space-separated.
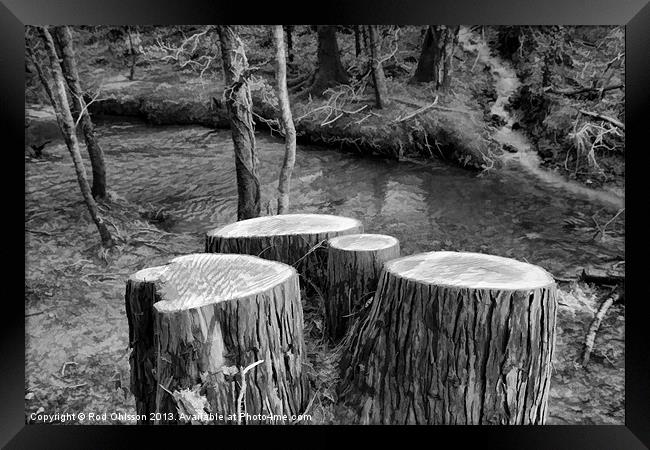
xmin=205 ymin=214 xmax=363 ymax=295
xmin=326 ymin=233 xmax=400 ymax=341
xmin=126 ymin=253 xmax=310 ymax=424
xmin=342 ymin=251 xmax=557 ymax=425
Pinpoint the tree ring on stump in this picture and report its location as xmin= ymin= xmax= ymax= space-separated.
xmin=152 ymin=253 xmax=295 ymax=311
xmin=328 ymin=233 xmax=399 ymax=253
xmin=208 ymin=213 xmax=362 ymax=238
xmin=385 ymin=251 xmax=554 ymax=290
xmin=205 ymin=214 xmax=364 ymax=295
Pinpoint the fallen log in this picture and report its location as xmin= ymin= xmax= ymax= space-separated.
xmin=326 ymin=233 xmax=400 ymax=341
xmin=205 ymin=213 xmax=363 ymax=294
xmin=341 ymin=251 xmax=557 ymax=424
xmin=580 ymin=265 xmax=624 ymax=285
xmin=126 ymin=253 xmax=310 ymax=424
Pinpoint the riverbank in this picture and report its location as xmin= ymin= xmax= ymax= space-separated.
xmin=25 ymin=26 xmax=514 ymax=171
xmin=83 ymin=64 xmax=494 ymax=168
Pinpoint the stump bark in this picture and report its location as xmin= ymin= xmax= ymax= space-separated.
xmin=126 ymin=253 xmax=310 ymax=424
xmin=342 ymin=251 xmax=557 ymax=425
xmin=326 ymin=234 xmax=400 ymax=341
xmin=205 ymin=213 xmax=363 ymax=295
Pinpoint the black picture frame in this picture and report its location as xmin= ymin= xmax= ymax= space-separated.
xmin=5 ymin=0 xmax=649 ymax=447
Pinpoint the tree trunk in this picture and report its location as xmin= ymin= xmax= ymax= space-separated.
xmin=53 ymin=26 xmax=108 ymax=200
xmin=205 ymin=213 xmax=363 ymax=295
xmin=284 ymin=25 xmax=294 ymax=63
xmin=326 ymin=234 xmax=399 ymax=341
xmin=272 ymin=25 xmax=297 ymax=215
xmin=126 ymin=254 xmax=310 ymax=424
xmin=366 ymin=25 xmax=390 ymax=109
xmin=34 ymin=27 xmax=113 ymax=248
xmin=411 ymin=25 xmax=459 ymax=90
xmin=341 ymin=251 xmax=557 ymax=424
xmin=354 ymin=26 xmax=362 ymax=56
xmin=311 ymin=26 xmax=349 ymax=96
xmin=362 ymin=26 xmax=369 ymax=53
xmin=126 ymin=26 xmax=137 ymax=80
xmin=217 ymin=26 xmax=261 ymax=221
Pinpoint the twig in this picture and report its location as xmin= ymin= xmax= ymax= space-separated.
xmin=582 ymin=288 xmax=620 ymax=367
xmin=73 ymin=91 xmax=103 ymax=128
xmin=470 ymin=51 xmax=481 ymax=71
xmin=236 ymin=359 xmax=264 ymax=425
xmin=26 ymin=228 xmax=55 ymax=237
xmin=292 ymin=239 xmax=328 ymax=267
xmin=395 ymin=96 xmax=439 ymax=123
xmin=61 ymin=361 xmax=77 ymax=377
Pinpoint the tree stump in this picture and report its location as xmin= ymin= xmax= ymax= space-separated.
xmin=342 ymin=251 xmax=557 ymax=425
xmin=205 ymin=214 xmax=363 ymax=295
xmin=126 ymin=253 xmax=310 ymax=424
xmin=125 ymin=265 xmax=166 ymax=423
xmin=326 ymin=234 xmax=400 ymax=341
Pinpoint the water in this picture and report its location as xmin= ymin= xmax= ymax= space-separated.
xmin=458 ymin=28 xmax=625 ymax=209
xmin=81 ymin=118 xmax=624 ymax=276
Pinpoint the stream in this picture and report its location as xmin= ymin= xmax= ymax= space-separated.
xmin=458 ymin=27 xmax=625 ymax=209
xmin=57 ymin=118 xmax=623 ymax=277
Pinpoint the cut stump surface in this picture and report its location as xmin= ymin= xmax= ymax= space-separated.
xmin=205 ymin=213 xmax=364 ymax=294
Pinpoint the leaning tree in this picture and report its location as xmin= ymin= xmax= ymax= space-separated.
xmin=411 ymin=25 xmax=460 ymax=90
xmin=26 ymin=26 xmax=113 ymax=247
xmin=52 ymin=26 xmax=108 ymax=200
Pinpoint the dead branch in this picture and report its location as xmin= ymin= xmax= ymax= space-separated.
xmin=578 ymin=109 xmax=625 ymax=130
xmin=73 ymin=90 xmax=103 ymax=128
xmin=544 ymin=83 xmax=623 ymax=97
xmin=582 ymin=288 xmax=621 ymax=367
xmin=395 ymin=96 xmax=439 ymax=123
xmin=390 ymin=96 xmax=475 ymax=116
